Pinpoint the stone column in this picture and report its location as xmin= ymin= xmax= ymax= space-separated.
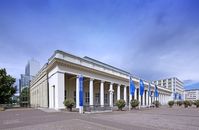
xmin=134 ymin=87 xmax=137 ymax=100
xmin=117 ymin=84 xmax=121 ymax=100
xmin=124 ymin=85 xmax=127 ymax=103
xmin=100 ymin=81 xmax=104 ymax=107
xmin=143 ymin=90 xmax=145 ymax=106
xmin=89 ymin=78 xmax=94 ymax=106
xmin=76 ymin=76 xmax=79 ymax=108
xmin=109 ymin=83 xmax=114 ymax=107
xmin=139 ymin=88 xmax=141 ymax=108
xmin=149 ymin=94 xmax=151 ymax=106
xmin=146 ymin=90 xmax=149 ymax=106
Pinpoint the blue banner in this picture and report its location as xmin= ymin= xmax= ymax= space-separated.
xmin=148 ymin=83 xmax=151 ymax=97
xmin=174 ymin=93 xmax=178 ymax=100
xmin=140 ymin=79 xmax=144 ymax=96
xmin=179 ymin=94 xmax=182 ymax=100
xmin=79 ymin=76 xmax=84 ymax=107
xmin=154 ymin=85 xmax=159 ymax=97
xmin=130 ymin=77 xmax=135 ymax=96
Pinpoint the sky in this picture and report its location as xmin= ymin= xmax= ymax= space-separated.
xmin=0 ymin=0 xmax=199 ymax=90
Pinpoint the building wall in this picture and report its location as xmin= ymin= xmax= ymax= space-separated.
xmin=30 ymin=67 xmax=48 ymax=108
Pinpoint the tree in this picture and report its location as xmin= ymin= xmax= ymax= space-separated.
xmin=0 ymin=68 xmax=16 ymax=104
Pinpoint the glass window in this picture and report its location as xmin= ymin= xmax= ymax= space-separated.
xmin=95 ymin=93 xmax=100 ymax=104
xmin=85 ymin=92 xmax=89 ymax=104
xmin=104 ymin=93 xmax=108 ymax=104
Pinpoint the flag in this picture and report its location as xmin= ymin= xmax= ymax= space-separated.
xmin=148 ymin=83 xmax=151 ymax=97
xmin=154 ymin=85 xmax=159 ymax=97
xmin=79 ymin=75 xmax=84 ymax=107
xmin=130 ymin=77 xmax=135 ymax=96
xmin=174 ymin=93 xmax=178 ymax=100
xmin=140 ymin=79 xmax=144 ymax=96
xmin=179 ymin=94 xmax=182 ymax=100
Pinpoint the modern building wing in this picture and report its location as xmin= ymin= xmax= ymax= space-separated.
xmin=153 ymin=77 xmax=184 ymax=101
xmin=30 ymin=50 xmax=172 ymax=110
xmin=185 ymin=89 xmax=199 ymax=101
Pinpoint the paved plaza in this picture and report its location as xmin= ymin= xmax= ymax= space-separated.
xmin=0 ymin=106 xmax=199 ymax=130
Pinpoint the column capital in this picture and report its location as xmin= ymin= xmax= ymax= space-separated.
xmin=100 ymin=80 xmax=105 ymax=83
xmin=117 ymin=84 xmax=121 ymax=87
xmin=109 ymin=82 xmax=113 ymax=85
xmin=90 ymin=78 xmax=94 ymax=81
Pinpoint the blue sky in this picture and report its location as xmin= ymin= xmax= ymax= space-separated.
xmin=0 ymin=0 xmax=199 ymax=90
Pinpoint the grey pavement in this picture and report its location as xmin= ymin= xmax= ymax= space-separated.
xmin=0 ymin=106 xmax=199 ymax=130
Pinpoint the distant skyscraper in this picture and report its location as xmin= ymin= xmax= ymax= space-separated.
xmin=19 ymin=59 xmax=40 ymax=92
xmin=25 ymin=59 xmax=40 ymax=80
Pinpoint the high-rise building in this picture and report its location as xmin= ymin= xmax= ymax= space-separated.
xmin=19 ymin=59 xmax=40 ymax=92
xmin=153 ymin=77 xmax=184 ymax=101
xmin=25 ymin=59 xmax=40 ymax=80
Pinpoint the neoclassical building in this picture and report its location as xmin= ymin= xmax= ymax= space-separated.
xmin=30 ymin=50 xmax=172 ymax=110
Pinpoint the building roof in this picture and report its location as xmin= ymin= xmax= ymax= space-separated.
xmin=185 ymin=89 xmax=199 ymax=91
xmin=83 ymin=56 xmax=130 ymax=75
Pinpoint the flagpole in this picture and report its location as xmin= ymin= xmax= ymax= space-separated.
xmin=129 ymin=76 xmax=131 ymax=111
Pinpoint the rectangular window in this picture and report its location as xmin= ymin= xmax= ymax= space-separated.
xmin=85 ymin=92 xmax=89 ymax=104
xmin=95 ymin=93 xmax=100 ymax=104
xmin=104 ymin=93 xmax=108 ymax=104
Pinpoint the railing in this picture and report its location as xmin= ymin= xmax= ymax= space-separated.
xmin=83 ymin=105 xmax=112 ymax=112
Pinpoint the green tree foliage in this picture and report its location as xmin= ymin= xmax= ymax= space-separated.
xmin=168 ymin=101 xmax=175 ymax=107
xmin=0 ymin=68 xmax=16 ymax=104
xmin=63 ymin=99 xmax=75 ymax=111
xmin=20 ymin=87 xmax=29 ymax=103
xmin=130 ymin=99 xmax=139 ymax=109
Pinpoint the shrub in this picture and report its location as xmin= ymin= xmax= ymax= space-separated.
xmin=63 ymin=99 xmax=75 ymax=111
xmin=168 ymin=101 xmax=175 ymax=107
xmin=194 ymin=100 xmax=199 ymax=108
xmin=176 ymin=101 xmax=183 ymax=106
xmin=183 ymin=100 xmax=190 ymax=108
xmin=131 ymin=99 xmax=139 ymax=109
xmin=153 ymin=101 xmax=161 ymax=108
xmin=189 ymin=100 xmax=193 ymax=107
xmin=115 ymin=99 xmax=126 ymax=111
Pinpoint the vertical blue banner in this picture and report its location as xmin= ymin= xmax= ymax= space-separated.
xmin=179 ymin=94 xmax=181 ymax=100
xmin=79 ymin=76 xmax=84 ymax=107
xmin=140 ymin=79 xmax=144 ymax=96
xmin=130 ymin=77 xmax=135 ymax=96
xmin=154 ymin=85 xmax=159 ymax=97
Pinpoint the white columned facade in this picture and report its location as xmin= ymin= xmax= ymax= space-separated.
xmin=76 ymin=76 xmax=80 ymax=108
xmin=100 ymin=81 xmax=104 ymax=107
xmin=124 ymin=86 xmax=127 ymax=103
xmin=109 ymin=83 xmax=114 ymax=107
xmin=89 ymin=78 xmax=94 ymax=106
xmin=117 ymin=84 xmax=121 ymax=100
